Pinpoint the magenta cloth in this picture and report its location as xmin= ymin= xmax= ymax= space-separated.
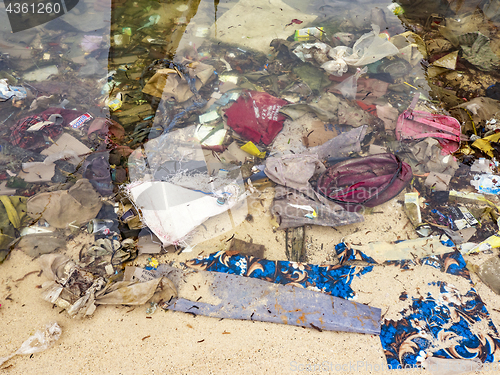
xmin=224 ymin=91 xmax=288 ymax=145
xmin=316 ymin=153 xmax=412 ymax=212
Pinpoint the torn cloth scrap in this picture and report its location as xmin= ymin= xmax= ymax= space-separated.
xmin=187 ymin=245 xmax=500 ymax=368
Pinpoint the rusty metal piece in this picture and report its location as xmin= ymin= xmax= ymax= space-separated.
xmin=162 ymin=267 xmax=381 ymax=335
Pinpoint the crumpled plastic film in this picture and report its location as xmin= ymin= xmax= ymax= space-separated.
xmin=38 ymin=254 xmax=176 ymax=317
xmin=126 ymin=125 xmax=249 ymax=248
xmin=0 ymin=322 xmax=62 ymax=366
xmin=294 ymin=24 xmax=399 ymax=76
xmin=26 ymin=179 xmax=102 ymax=229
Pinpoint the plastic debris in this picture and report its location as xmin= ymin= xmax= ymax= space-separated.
xmin=0 ymin=322 xmax=62 ymax=366
xmin=38 ymin=254 xmax=177 ymax=317
xmin=470 ymin=174 xmax=500 ymax=195
xmin=142 ymin=62 xmax=214 ymax=103
xmin=396 ymin=93 xmax=462 ymax=155
xmin=294 ymin=24 xmax=399 ymax=76
xmin=294 ymin=27 xmax=325 ymax=42
xmin=335 ymin=67 xmax=367 ymax=100
xmin=126 ymin=124 xmax=250 ymax=247
xmin=240 ymin=141 xmax=266 ymax=158
xmin=0 ymin=79 xmax=27 ymax=102
xmin=404 ymin=192 xmax=422 ymax=227
xmin=465 ymin=232 xmax=500 ymax=254
xmin=27 ymin=179 xmax=102 ymax=229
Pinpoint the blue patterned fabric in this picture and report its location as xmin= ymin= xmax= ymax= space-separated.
xmin=186 ymin=244 xmax=500 ymax=369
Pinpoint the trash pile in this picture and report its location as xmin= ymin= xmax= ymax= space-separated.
xmin=3 ymin=0 xmax=500 ymax=370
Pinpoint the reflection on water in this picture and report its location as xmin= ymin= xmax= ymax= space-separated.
xmin=5 ymin=1 xmax=500 ymax=371
xmin=1 ymin=0 xmax=500 ymax=282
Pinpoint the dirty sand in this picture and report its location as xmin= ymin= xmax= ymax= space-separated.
xmin=2 ymin=188 xmax=500 ymax=374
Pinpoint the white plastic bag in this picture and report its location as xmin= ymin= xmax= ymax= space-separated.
xmin=335 ymin=67 xmax=368 ymax=99
xmin=0 ymin=322 xmax=62 ymax=366
xmin=344 ymin=24 xmax=399 ymax=66
xmin=296 ymin=25 xmax=399 ymax=76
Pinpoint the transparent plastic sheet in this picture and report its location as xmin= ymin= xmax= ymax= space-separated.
xmin=0 ymin=322 xmax=62 ymax=366
xmin=335 ymin=66 xmax=368 ymax=100
xmin=127 ymin=125 xmax=249 ymax=249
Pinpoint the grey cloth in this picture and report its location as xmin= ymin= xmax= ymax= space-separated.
xmin=271 ymin=186 xmax=364 ymax=229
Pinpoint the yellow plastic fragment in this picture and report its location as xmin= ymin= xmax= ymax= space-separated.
xmin=149 ymin=257 xmax=159 ymax=269
xmin=459 ymin=145 xmax=474 ymax=155
xmin=241 ymin=141 xmax=266 ymax=158
xmin=472 ymin=132 xmax=500 ymax=157
xmin=432 ymin=51 xmax=458 ymax=70
xmin=0 ymin=196 xmax=21 ymax=229
xmin=466 ymin=232 xmax=500 ymax=254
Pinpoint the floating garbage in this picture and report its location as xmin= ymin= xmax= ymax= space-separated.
xmin=0 ymin=79 xmax=27 ymax=102
xmin=225 ymin=90 xmax=288 ymax=145
xmin=4 ymin=0 xmax=500 ymax=371
xmin=470 ymin=174 xmax=500 ymax=195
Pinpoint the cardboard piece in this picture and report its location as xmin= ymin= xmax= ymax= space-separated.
xmin=425 ymin=172 xmax=453 ymax=191
xmin=41 ymin=132 xmax=92 ymax=165
xmin=17 ymin=162 xmax=55 ymax=183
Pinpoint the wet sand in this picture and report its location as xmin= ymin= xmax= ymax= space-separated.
xmin=2 ymin=188 xmax=500 ymax=374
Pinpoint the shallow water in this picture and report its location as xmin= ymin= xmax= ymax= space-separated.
xmin=3 ymin=0 xmax=500 ymax=372
xmin=0 ymin=0 xmax=498 ymax=252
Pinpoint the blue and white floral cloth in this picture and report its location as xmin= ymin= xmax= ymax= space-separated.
xmin=186 ymin=243 xmax=500 ymax=369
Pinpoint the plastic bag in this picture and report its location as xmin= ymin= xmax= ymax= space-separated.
xmin=0 ymin=322 xmax=62 ymax=366
xmin=224 ymin=90 xmax=288 ymax=145
xmin=343 ymin=24 xmax=399 ymax=66
xmin=127 ymin=125 xmax=250 ymax=248
xmin=396 ymin=93 xmax=462 ymax=155
xmin=335 ymin=67 xmax=367 ymax=99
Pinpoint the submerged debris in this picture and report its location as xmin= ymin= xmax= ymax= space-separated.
xmin=4 ymin=0 xmax=500 ymax=370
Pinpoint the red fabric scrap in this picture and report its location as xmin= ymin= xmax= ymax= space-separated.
xmin=356 ymin=101 xmax=377 ymax=116
xmin=11 ymin=108 xmax=83 ymax=150
xmin=224 ymin=91 xmax=288 ymax=145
